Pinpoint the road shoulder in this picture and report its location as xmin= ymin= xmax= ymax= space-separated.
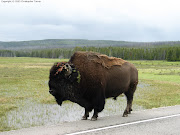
xmin=1 ymin=105 xmax=180 ymax=135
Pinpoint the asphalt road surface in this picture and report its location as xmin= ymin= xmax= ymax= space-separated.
xmin=1 ymin=105 xmax=180 ymax=135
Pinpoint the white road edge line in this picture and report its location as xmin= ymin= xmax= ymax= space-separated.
xmin=65 ymin=113 xmax=180 ymax=135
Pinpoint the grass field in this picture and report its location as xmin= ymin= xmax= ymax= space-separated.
xmin=0 ymin=57 xmax=180 ymax=131
xmin=130 ymin=60 xmax=180 ymax=109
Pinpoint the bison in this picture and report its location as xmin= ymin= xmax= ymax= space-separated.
xmin=49 ymin=51 xmax=138 ymax=121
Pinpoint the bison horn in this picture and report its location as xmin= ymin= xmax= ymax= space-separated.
xmin=63 ymin=63 xmax=72 ymax=77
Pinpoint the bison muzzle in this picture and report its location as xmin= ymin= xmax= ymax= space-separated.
xmin=49 ymin=51 xmax=138 ymax=121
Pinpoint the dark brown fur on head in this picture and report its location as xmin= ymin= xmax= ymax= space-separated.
xmin=49 ymin=62 xmax=83 ymax=105
xmin=50 ymin=62 xmax=65 ymax=77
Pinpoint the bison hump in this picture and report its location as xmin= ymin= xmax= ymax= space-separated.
xmin=70 ymin=51 xmax=126 ymax=69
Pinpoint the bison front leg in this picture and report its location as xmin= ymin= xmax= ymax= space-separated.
xmin=91 ymin=94 xmax=105 ymax=121
xmin=82 ymin=109 xmax=89 ymax=120
xmin=91 ymin=109 xmax=98 ymax=121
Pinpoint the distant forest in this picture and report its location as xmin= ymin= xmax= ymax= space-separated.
xmin=0 ymin=39 xmax=180 ymax=61
xmin=0 ymin=39 xmax=180 ymax=50
xmin=0 ymin=46 xmax=180 ymax=61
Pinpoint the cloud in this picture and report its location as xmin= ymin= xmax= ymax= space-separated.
xmin=0 ymin=0 xmax=180 ymax=41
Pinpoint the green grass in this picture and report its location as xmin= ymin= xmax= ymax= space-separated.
xmin=134 ymin=80 xmax=180 ymax=109
xmin=0 ymin=58 xmax=180 ymax=132
xmin=130 ymin=60 xmax=180 ymax=108
xmin=0 ymin=57 xmax=67 ymax=116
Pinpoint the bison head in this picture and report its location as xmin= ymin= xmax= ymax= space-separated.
xmin=48 ymin=62 xmax=80 ymax=105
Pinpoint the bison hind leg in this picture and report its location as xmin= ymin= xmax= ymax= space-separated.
xmin=123 ymin=83 xmax=137 ymax=117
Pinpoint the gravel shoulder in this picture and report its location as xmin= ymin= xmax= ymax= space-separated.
xmin=1 ymin=105 xmax=180 ymax=135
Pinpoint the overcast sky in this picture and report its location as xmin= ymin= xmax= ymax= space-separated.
xmin=0 ymin=0 xmax=180 ymax=41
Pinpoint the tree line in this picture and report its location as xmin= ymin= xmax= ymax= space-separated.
xmin=1 ymin=39 xmax=180 ymax=50
xmin=0 ymin=46 xmax=180 ymax=61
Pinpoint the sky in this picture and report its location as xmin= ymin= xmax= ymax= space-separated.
xmin=0 ymin=0 xmax=180 ymax=42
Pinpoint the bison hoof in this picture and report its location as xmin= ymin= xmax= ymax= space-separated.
xmin=123 ymin=113 xmax=128 ymax=117
xmin=123 ymin=111 xmax=129 ymax=117
xmin=91 ymin=117 xmax=97 ymax=121
xmin=82 ymin=116 xmax=88 ymax=120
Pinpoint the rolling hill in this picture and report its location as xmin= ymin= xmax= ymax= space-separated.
xmin=0 ymin=39 xmax=179 ymax=50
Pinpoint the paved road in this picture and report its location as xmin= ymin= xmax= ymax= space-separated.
xmin=1 ymin=105 xmax=180 ymax=135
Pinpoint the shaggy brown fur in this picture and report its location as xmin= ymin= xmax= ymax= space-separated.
xmin=70 ymin=51 xmax=127 ymax=69
xmin=49 ymin=51 xmax=138 ymax=121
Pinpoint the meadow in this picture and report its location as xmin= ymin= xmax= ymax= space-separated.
xmin=0 ymin=57 xmax=180 ymax=131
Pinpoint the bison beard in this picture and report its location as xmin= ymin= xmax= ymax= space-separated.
xmin=49 ymin=51 xmax=138 ymax=121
